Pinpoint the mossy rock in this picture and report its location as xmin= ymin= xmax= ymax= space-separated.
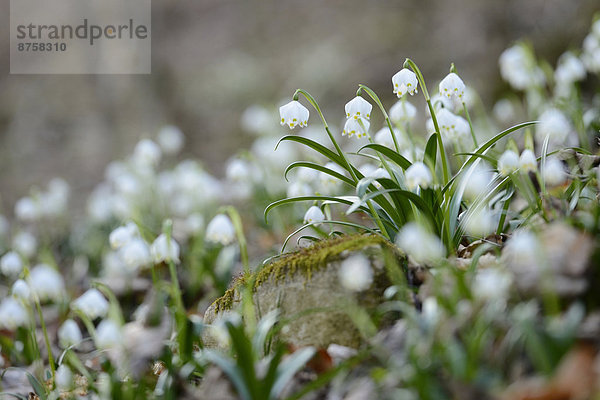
xmin=203 ymin=234 xmax=404 ymax=349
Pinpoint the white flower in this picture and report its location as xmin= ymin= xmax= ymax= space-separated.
xmin=15 ymin=197 xmax=40 ymax=222
xmin=389 ymin=100 xmax=417 ymax=124
xmin=463 ymin=207 xmax=495 ymax=238
xmin=279 ymin=100 xmax=309 ymax=129
xmin=405 ymin=162 xmax=432 ymax=190
xmin=58 ymin=319 xmax=83 ymax=348
xmin=396 ymin=223 xmax=445 ymax=264
xmin=461 ymin=163 xmax=493 ymax=201
xmin=493 ymin=99 xmax=516 ymax=123
xmin=319 ymin=162 xmax=346 ymax=192
xmin=0 ymin=298 xmax=28 ymax=330
xmin=374 ymin=127 xmax=409 ymax=150
xmin=109 ymin=222 xmax=140 ymax=250
xmin=473 ymin=269 xmax=512 ymax=300
xmin=120 ymin=238 xmax=152 ymax=271
xmin=499 ymin=44 xmax=545 ymax=90
xmin=287 ymin=181 xmax=313 ymax=198
xmin=422 ymin=297 xmax=440 ymax=326
xmin=392 ymin=68 xmax=418 ymax=97
xmin=206 ymin=214 xmax=236 ymax=245
xmin=185 ymin=213 xmax=205 ymax=236
xmin=95 ymin=319 xmax=123 ymax=349
xmin=555 ymin=52 xmax=586 ymax=84
xmin=502 ymin=229 xmax=541 ymax=269
xmin=342 ymin=117 xmax=370 ymax=139
xmin=132 ymin=139 xmax=162 ymax=167
xmin=55 ymin=365 xmax=73 ymax=390
xmin=12 ymin=231 xmax=37 ymax=259
xmin=338 ymin=254 xmax=373 ymax=292
xmin=41 ymin=178 xmax=70 ymax=218
xmin=345 ymin=96 xmax=372 ymax=120
xmin=430 ymin=93 xmax=454 ymax=111
xmin=303 ymin=206 xmax=325 ymax=225
xmin=498 ymin=150 xmax=520 ymax=176
xmin=519 ymin=149 xmax=537 ymax=172
xmin=296 ymin=167 xmax=319 ymax=184
xmin=226 ymin=158 xmax=251 ymax=183
xmin=1 ymin=251 xmax=23 ymax=277
xmin=436 ymin=108 xmax=462 ymax=143
xmin=536 ymin=108 xmax=571 ymax=148
xmin=150 ymin=234 xmax=181 ymax=264
xmin=157 ymin=125 xmax=185 ymax=155
xmin=542 ymin=157 xmax=567 ymax=187
xmin=28 ymin=264 xmax=64 ymax=302
xmin=12 ymin=279 xmax=30 ymax=302
xmin=582 ymin=33 xmax=600 ymax=73
xmin=241 ymin=105 xmax=272 ymax=135
xmin=72 ymin=288 xmax=109 ymax=320
xmin=439 ymin=72 xmax=465 ymax=101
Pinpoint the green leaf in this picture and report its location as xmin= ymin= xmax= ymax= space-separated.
xmin=264 ymin=196 xmax=367 ymax=223
xmin=270 ymin=347 xmax=316 ymax=400
xmin=202 ymin=350 xmax=252 ymax=400
xmin=26 ymin=372 xmax=47 ymax=400
xmin=284 ymin=161 xmax=354 ymax=187
xmin=357 ymin=143 xmax=412 ymax=170
xmin=277 ymin=136 xmax=344 ymax=166
xmin=424 ymin=132 xmax=438 ymax=169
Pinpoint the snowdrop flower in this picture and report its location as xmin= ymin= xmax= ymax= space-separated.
xmin=241 ymin=105 xmax=272 ymax=135
xmin=405 ymin=162 xmax=432 ymax=191
xmin=109 ymin=222 xmax=140 ymax=250
xmin=12 ymin=231 xmax=37 ymax=259
xmin=279 ymin=100 xmax=309 ymax=129
xmin=120 ymin=238 xmax=152 ymax=271
xmin=436 ymin=108 xmax=459 ymax=141
xmin=185 ymin=213 xmax=205 ymax=236
xmin=536 ymin=108 xmax=571 ymax=148
xmin=296 ymin=167 xmax=319 ymax=184
xmin=1 ymin=251 xmax=23 ymax=277
xmin=421 ymin=297 xmax=441 ymax=326
xmin=319 ymin=162 xmax=346 ymax=191
xmin=473 ymin=268 xmax=512 ymax=300
xmin=502 ymin=229 xmax=541 ymax=269
xmin=287 ymin=181 xmax=313 ymax=198
xmin=55 ymin=365 xmax=73 ymax=390
xmin=542 ymin=157 xmax=567 ymax=187
xmin=0 ymin=298 xmax=28 ymax=330
xmin=226 ymin=158 xmax=251 ymax=183
xmin=498 ymin=150 xmax=520 ymax=176
xmin=206 ymin=214 xmax=236 ymax=245
xmin=15 ymin=197 xmax=40 ymax=222
xmin=582 ymin=30 xmax=600 ymax=73
xmin=29 ymin=264 xmax=65 ymax=302
xmin=132 ymin=139 xmax=162 ymax=167
xmin=58 ymin=319 xmax=83 ymax=348
xmin=374 ymin=127 xmax=409 ymax=150
xmin=389 ymin=100 xmax=417 ymax=125
xmin=345 ymin=96 xmax=372 ymax=120
xmin=461 ymin=163 xmax=493 ymax=201
xmin=12 ymin=279 xmax=30 ymax=302
xmin=157 ymin=125 xmax=184 ymax=155
xmin=72 ymin=288 xmax=109 ymax=320
xmin=439 ymin=72 xmax=465 ymax=101
xmin=42 ymin=178 xmax=70 ymax=217
xmin=464 ymin=207 xmax=495 ymax=238
xmin=150 ymin=234 xmax=181 ymax=264
xmin=392 ymin=68 xmax=418 ymax=97
xmin=339 ymin=254 xmax=373 ymax=292
xmin=493 ymin=99 xmax=516 ymax=123
xmin=499 ymin=44 xmax=545 ymax=90
xmin=519 ymin=149 xmax=537 ymax=173
xmin=555 ymin=52 xmax=586 ymax=85
xmin=342 ymin=117 xmax=370 ymax=139
xmin=95 ymin=319 xmax=123 ymax=349
xmin=303 ymin=206 xmax=325 ymax=225
xmin=396 ymin=223 xmax=445 ymax=264
xmin=430 ymin=93 xmax=454 ymax=111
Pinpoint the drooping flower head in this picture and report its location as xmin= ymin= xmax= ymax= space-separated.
xmin=279 ymin=100 xmax=309 ymax=129
xmin=344 ymin=96 xmax=372 ymax=120
xmin=519 ymin=149 xmax=537 ymax=173
xmin=396 ymin=223 xmax=445 ymax=264
xmin=206 ymin=214 xmax=236 ymax=245
xmin=542 ymin=157 xmax=567 ymax=187
xmin=389 ymin=100 xmax=417 ymax=124
xmin=338 ymin=254 xmax=373 ymax=292
xmin=150 ymin=233 xmax=181 ymax=264
xmin=342 ymin=117 xmax=370 ymax=139
xmin=405 ymin=162 xmax=433 ymax=191
xmin=498 ymin=150 xmax=520 ymax=176
xmin=439 ymin=72 xmax=466 ymax=101
xmin=392 ymin=68 xmax=418 ymax=97
xmin=71 ymin=288 xmax=109 ymax=320
xmin=303 ymin=206 xmax=325 ymax=225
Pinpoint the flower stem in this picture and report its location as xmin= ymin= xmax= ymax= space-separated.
xmin=35 ymin=298 xmax=55 ymax=384
xmin=462 ymin=102 xmax=478 ymax=148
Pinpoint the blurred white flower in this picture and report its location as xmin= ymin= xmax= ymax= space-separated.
xmin=319 ymin=162 xmax=346 ymax=192
xmin=542 ymin=157 xmax=567 ymax=187
xmin=72 ymin=288 xmax=109 ymax=320
xmin=422 ymin=297 xmax=440 ymax=326
xmin=345 ymin=96 xmax=372 ymax=120
xmin=12 ymin=279 xmax=30 ymax=302
xmin=55 ymin=365 xmax=73 ymax=390
xmin=279 ymin=100 xmax=309 ymax=129
xmin=241 ymin=105 xmax=273 ymax=135
xmin=226 ymin=158 xmax=251 ymax=183
xmin=132 ymin=139 xmax=162 ymax=167
xmin=1 ymin=251 xmax=23 ymax=277
xmin=464 ymin=207 xmax=495 ymax=238
xmin=555 ymin=51 xmax=586 ymax=85
xmin=439 ymin=72 xmax=465 ymax=101
xmin=502 ymin=229 xmax=541 ymax=269
xmin=0 ymin=298 xmax=28 ymax=330
xmin=582 ymin=30 xmax=600 ymax=73
xmin=338 ymin=254 xmax=373 ymax=292
xmin=473 ymin=268 xmax=512 ymax=300
xmin=206 ymin=214 xmax=236 ymax=245
xmin=42 ymin=178 xmax=70 ymax=217
xmin=405 ymin=162 xmax=432 ymax=191
xmin=109 ymin=222 xmax=140 ymax=250
xmin=15 ymin=197 xmax=40 ymax=222
xmin=87 ymin=184 xmax=114 ymax=223
xmin=436 ymin=108 xmax=467 ymax=144
xmin=342 ymin=117 xmax=370 ymax=139
xmin=303 ymin=206 xmax=325 ymax=225
xmin=498 ymin=150 xmax=520 ymax=176
xmin=296 ymin=167 xmax=319 ymax=184
xmin=374 ymin=127 xmax=409 ymax=150
xmin=151 ymin=234 xmax=180 ymax=264
xmin=396 ymin=223 xmax=445 ymax=264
xmin=389 ymin=100 xmax=417 ymax=124
xmin=499 ymin=44 xmax=545 ymax=90
xmin=392 ymin=68 xmax=418 ymax=97
xmin=157 ymin=125 xmax=185 ymax=155
xmin=461 ymin=163 xmax=493 ymax=201
xmin=536 ymin=108 xmax=572 ymax=148
xmin=12 ymin=231 xmax=37 ymax=259
xmin=120 ymin=238 xmax=152 ymax=271
xmin=28 ymin=264 xmax=65 ymax=302
xmin=287 ymin=181 xmax=313 ymax=198
xmin=184 ymin=213 xmax=205 ymax=236
xmin=519 ymin=149 xmax=537 ymax=172
xmin=95 ymin=319 xmax=123 ymax=349
xmin=492 ymin=99 xmax=516 ymax=123
xmin=58 ymin=319 xmax=83 ymax=349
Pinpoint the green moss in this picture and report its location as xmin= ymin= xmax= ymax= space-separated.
xmin=210 ymin=233 xmax=400 ymax=313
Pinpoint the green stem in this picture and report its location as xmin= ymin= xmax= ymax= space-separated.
xmin=496 ymin=195 xmax=512 ymax=235
xmin=462 ymin=102 xmax=478 ymax=148
xmin=222 ymin=206 xmax=249 ymax=273
xmin=356 ymin=85 xmax=402 ymax=154
xmin=35 ymin=298 xmax=55 ymax=384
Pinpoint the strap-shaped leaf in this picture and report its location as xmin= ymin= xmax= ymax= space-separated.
xmin=277 ymin=135 xmax=344 ymax=165
xmin=358 ymin=143 xmax=412 ymax=170
xmin=264 ymin=196 xmax=367 ymax=223
xmin=284 ymin=161 xmax=354 ymax=186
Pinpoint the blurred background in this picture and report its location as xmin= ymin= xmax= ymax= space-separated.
xmin=0 ymin=0 xmax=598 ymax=214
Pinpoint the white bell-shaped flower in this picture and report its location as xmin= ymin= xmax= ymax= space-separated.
xmin=439 ymin=72 xmax=466 ymax=101
xmin=132 ymin=139 xmax=162 ymax=167
xmin=1 ymin=251 xmax=23 ymax=277
xmin=389 ymin=100 xmax=417 ymax=124
xmin=542 ymin=157 xmax=567 ymax=187
xmin=150 ymin=233 xmax=181 ymax=264
xmin=555 ymin=52 xmax=586 ymax=85
xmin=12 ymin=279 xmax=30 ymax=302
xmin=461 ymin=163 xmax=494 ymax=201
xmin=0 ymin=298 xmax=29 ymax=331
xmin=15 ymin=197 xmax=41 ymax=222
xmin=392 ymin=68 xmax=418 ymax=97
xmin=157 ymin=125 xmax=185 ymax=155
xmin=95 ymin=319 xmax=123 ymax=349
xmin=58 ymin=319 xmax=83 ymax=349
xmin=536 ymin=108 xmax=571 ymax=148
xmin=120 ymin=238 xmax=152 ymax=271
xmin=72 ymin=288 xmax=109 ymax=320
xmin=109 ymin=222 xmax=140 ymax=250
xmin=405 ymin=162 xmax=432 ymax=190
xmin=303 ymin=206 xmax=325 ymax=225
xmin=279 ymin=100 xmax=309 ymax=129
xmin=342 ymin=117 xmax=370 ymax=139
xmin=55 ymin=365 xmax=73 ymax=390
xmin=28 ymin=264 xmax=65 ymax=302
xmin=344 ymin=96 xmax=372 ymax=120
xmin=338 ymin=254 xmax=373 ymax=292
xmin=206 ymin=214 xmax=236 ymax=245
xmin=519 ymin=149 xmax=537 ymax=173
xmin=12 ymin=231 xmax=37 ymax=259
xmin=498 ymin=150 xmax=520 ymax=176
xmin=374 ymin=127 xmax=409 ymax=150
xmin=396 ymin=223 xmax=445 ymax=264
